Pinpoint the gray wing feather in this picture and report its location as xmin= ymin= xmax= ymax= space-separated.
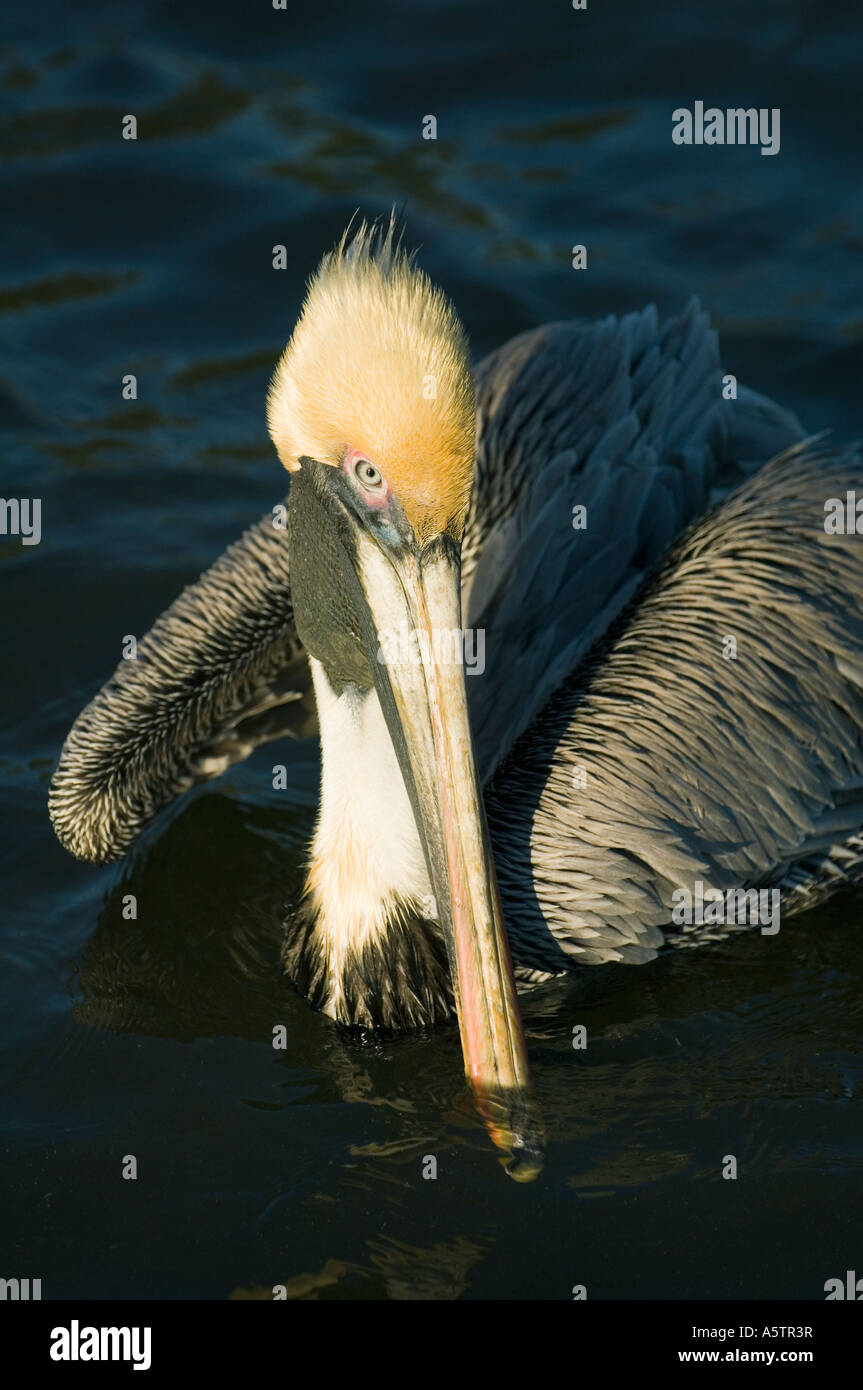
xmin=49 ymin=506 xmax=314 ymax=863
xmin=487 ymin=440 xmax=863 ymax=971
xmin=464 ymin=302 xmax=806 ymax=780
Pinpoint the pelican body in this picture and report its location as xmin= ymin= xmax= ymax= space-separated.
xmin=50 ymin=220 xmax=863 ymax=1175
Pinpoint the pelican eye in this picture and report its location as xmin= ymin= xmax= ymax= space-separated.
xmin=355 ymin=458 xmax=383 ymax=490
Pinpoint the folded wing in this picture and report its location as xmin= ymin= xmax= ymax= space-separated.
xmin=487 ymin=439 xmax=863 ymax=970
xmin=49 ymin=509 xmax=314 ymax=863
xmin=464 ymin=302 xmax=805 ymax=779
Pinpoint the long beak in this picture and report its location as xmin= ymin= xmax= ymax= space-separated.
xmin=353 ymin=529 xmax=544 ymax=1180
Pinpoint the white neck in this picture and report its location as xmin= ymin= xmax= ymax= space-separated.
xmin=304 ymin=657 xmax=434 ymax=1015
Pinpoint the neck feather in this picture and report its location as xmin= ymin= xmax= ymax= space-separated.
xmin=282 ymin=659 xmax=452 ymax=1028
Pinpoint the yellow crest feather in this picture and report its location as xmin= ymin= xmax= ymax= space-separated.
xmin=267 ymin=219 xmax=476 ymax=540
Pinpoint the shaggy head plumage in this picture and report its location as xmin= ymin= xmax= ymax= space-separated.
xmin=266 ymin=216 xmax=476 ymax=542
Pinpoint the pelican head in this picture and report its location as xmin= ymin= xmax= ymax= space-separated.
xmin=268 ymin=220 xmax=476 ymax=539
xmin=268 ymin=220 xmax=537 ymax=1170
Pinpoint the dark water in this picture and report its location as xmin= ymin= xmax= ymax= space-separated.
xmin=2 ymin=0 xmax=862 ymax=1299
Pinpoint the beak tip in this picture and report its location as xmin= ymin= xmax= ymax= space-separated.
xmin=502 ymin=1138 xmax=546 ymax=1183
xmin=477 ymin=1085 xmax=546 ymax=1182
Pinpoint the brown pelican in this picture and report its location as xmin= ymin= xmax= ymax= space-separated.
xmin=50 ymin=218 xmax=863 ymax=1178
